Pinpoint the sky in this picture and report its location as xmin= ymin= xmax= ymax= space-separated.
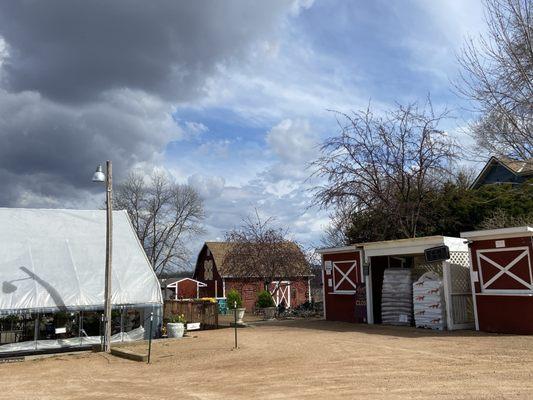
xmin=0 ymin=0 xmax=487 ymax=257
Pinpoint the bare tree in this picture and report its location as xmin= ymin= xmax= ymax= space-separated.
xmin=457 ymin=0 xmax=532 ymax=160
xmin=311 ymin=100 xmax=457 ymax=239
xmin=114 ymin=171 xmax=205 ymax=276
xmin=223 ymin=212 xmax=310 ymax=297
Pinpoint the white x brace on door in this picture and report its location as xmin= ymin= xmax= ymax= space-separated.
xmin=333 ymin=261 xmax=358 ymax=293
xmin=477 ymin=247 xmax=532 ymax=293
xmin=270 ymin=281 xmax=291 ymax=307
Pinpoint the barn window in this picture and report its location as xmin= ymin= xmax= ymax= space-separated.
xmin=477 ymin=247 xmax=532 ymax=294
xmin=204 ymin=259 xmax=213 ymax=280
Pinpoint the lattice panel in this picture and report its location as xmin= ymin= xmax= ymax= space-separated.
xmin=449 ymin=251 xmax=470 ymax=269
xmin=449 ymin=263 xmax=471 ymax=294
xmin=412 ymin=256 xmax=443 ymax=280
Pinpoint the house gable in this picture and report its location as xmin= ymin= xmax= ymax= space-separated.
xmin=471 ymin=157 xmax=533 ymax=189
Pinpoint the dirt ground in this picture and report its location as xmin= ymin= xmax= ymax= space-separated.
xmin=2 ymin=319 xmax=533 ymax=400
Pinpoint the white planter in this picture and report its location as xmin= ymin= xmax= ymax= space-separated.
xmin=231 ymin=308 xmax=246 ymax=324
xmin=167 ymin=322 xmax=185 ymax=338
xmin=262 ymin=307 xmax=276 ymax=320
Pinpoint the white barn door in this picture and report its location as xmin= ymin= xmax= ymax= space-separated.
xmin=270 ymin=281 xmax=291 ymax=308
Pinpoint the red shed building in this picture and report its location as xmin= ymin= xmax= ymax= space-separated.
xmin=317 ymin=236 xmax=474 ymax=330
xmin=461 ymin=226 xmax=533 ymax=334
xmin=193 ymin=242 xmax=312 ymax=311
xmin=316 ymin=246 xmax=365 ymax=323
xmin=165 ymin=278 xmax=207 ymax=300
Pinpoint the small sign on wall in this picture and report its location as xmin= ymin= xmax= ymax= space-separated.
xmin=327 ymin=278 xmax=332 ymax=287
xmin=325 ymin=261 xmax=332 ymax=275
xmin=471 ymin=270 xmax=479 ymax=282
xmin=495 ymin=240 xmax=505 ymax=248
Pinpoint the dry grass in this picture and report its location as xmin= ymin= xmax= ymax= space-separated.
xmin=2 ymin=319 xmax=533 ymax=399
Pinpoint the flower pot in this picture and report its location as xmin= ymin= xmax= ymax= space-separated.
xmin=231 ymin=308 xmax=246 ymax=324
xmin=262 ymin=306 xmax=277 ymax=320
xmin=167 ymin=322 xmax=185 ymax=338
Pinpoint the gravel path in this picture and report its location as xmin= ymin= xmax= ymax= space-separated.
xmin=2 ymin=319 xmax=533 ymax=399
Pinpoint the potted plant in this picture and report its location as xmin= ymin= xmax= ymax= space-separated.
xmin=256 ymin=290 xmax=276 ymax=320
xmin=166 ymin=314 xmax=186 ymax=338
xmin=227 ymin=289 xmax=245 ymax=324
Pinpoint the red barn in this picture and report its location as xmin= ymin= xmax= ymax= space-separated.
xmin=193 ymin=242 xmax=312 ymax=311
xmin=461 ymin=226 xmax=533 ymax=334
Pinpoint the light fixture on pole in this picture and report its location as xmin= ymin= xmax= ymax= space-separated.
xmin=92 ymin=161 xmax=113 ymax=353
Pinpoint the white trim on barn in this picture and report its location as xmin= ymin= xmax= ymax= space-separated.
xmin=461 ymin=226 xmax=533 ymax=241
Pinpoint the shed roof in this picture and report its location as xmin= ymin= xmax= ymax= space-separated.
xmin=202 ymin=241 xmax=311 ymax=277
xmin=461 ymin=226 xmax=532 ymax=240
xmin=0 ymin=208 xmax=163 ymax=314
xmin=316 ymin=236 xmax=468 ymax=260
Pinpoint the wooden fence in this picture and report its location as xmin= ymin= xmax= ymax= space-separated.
xmin=164 ymin=300 xmax=218 ymax=330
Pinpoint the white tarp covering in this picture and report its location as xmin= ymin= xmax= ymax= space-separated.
xmin=0 ymin=208 xmax=163 ymax=314
xmin=0 ymin=326 xmax=145 ymax=353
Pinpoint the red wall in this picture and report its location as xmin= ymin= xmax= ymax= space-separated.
xmin=177 ymin=279 xmax=198 ymax=299
xmin=322 ymin=251 xmax=363 ymax=323
xmin=225 ymin=278 xmax=310 ymax=311
xmin=470 ymin=235 xmax=533 ymax=334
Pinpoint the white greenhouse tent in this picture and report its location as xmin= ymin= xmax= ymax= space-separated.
xmin=0 ymin=208 xmax=163 ymax=355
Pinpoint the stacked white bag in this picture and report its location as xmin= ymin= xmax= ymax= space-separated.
xmin=381 ymin=268 xmax=413 ymax=326
xmin=413 ymin=271 xmax=446 ymax=330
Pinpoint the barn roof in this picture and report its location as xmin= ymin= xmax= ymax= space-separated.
xmin=0 ymin=208 xmax=163 ymax=314
xmin=202 ymin=241 xmax=311 ymax=278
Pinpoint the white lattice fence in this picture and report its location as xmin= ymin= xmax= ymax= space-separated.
xmin=444 ymin=252 xmax=474 ymax=329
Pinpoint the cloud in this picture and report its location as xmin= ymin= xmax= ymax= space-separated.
xmin=0 ymin=1 xmax=304 ymax=207
xmin=266 ymin=118 xmax=317 ymax=164
xmin=0 ymin=88 xmax=181 ymax=205
xmin=0 ymin=0 xmax=305 ymax=103
xmin=188 ymin=174 xmax=225 ymax=199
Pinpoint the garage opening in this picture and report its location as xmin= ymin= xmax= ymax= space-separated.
xmin=371 ymin=256 xmax=414 ymax=325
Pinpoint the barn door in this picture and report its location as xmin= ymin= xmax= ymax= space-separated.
xmin=476 ymin=247 xmax=532 ymax=293
xmin=270 ymin=281 xmax=291 ymax=308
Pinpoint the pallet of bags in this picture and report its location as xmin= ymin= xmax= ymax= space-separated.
xmin=381 ymin=268 xmax=413 ymax=326
xmin=413 ymin=271 xmax=446 ymax=330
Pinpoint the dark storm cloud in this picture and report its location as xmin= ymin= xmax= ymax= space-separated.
xmin=0 ymin=0 xmax=298 ymax=206
xmin=0 ymin=0 xmax=292 ymax=103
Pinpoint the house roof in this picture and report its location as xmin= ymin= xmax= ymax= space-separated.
xmin=202 ymin=241 xmax=311 ymax=278
xmin=0 ymin=208 xmax=163 ymax=314
xmin=471 ymin=156 xmax=533 ymax=189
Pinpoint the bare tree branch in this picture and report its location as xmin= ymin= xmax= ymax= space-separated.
xmin=114 ymin=171 xmax=205 ymax=276
xmin=456 ymin=0 xmax=533 ymax=160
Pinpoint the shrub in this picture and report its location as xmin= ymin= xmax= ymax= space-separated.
xmin=256 ymin=290 xmax=275 ymax=308
xmin=226 ymin=289 xmax=242 ymax=309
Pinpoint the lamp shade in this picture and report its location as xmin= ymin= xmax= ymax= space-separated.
xmin=92 ymin=165 xmax=106 ymax=182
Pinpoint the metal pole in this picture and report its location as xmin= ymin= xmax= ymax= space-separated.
xmin=104 ymin=160 xmax=113 ymax=353
xmin=147 ymin=312 xmax=153 ymax=364
xmin=233 ymin=301 xmax=237 ymax=349
xmin=34 ymin=312 xmax=39 ymax=351
xmin=100 ymin=313 xmax=104 ymax=352
xmin=120 ymin=307 xmax=124 ymax=342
